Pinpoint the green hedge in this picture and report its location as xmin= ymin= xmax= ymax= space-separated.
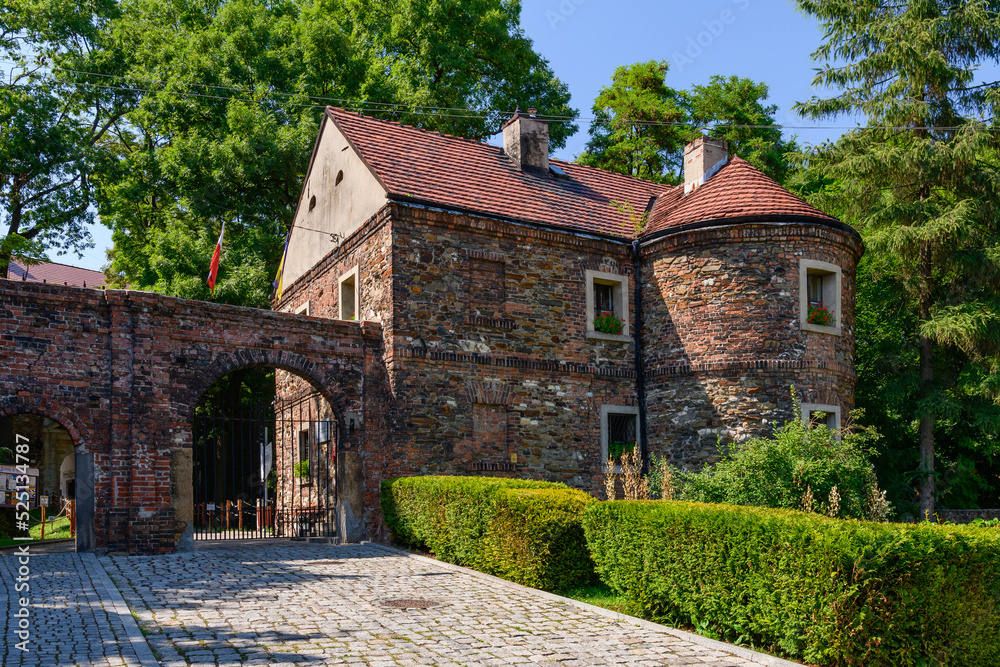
xmin=583 ymin=500 xmax=1000 ymax=666
xmin=381 ymin=475 xmax=595 ymax=591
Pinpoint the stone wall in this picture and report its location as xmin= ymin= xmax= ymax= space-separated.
xmin=641 ymin=222 xmax=863 ymax=466
xmin=274 ymin=202 xmax=862 ymax=498
xmin=935 ymin=509 xmax=1000 ymax=524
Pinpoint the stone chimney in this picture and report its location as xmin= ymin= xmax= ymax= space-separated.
xmin=684 ymin=135 xmax=729 ymax=194
xmin=502 ymin=108 xmax=549 ymax=173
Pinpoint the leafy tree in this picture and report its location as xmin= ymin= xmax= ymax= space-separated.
xmin=0 ymin=0 xmax=132 ymax=277
xmin=578 ymin=60 xmax=688 ymax=183
xmin=36 ymin=0 xmax=577 ymax=304
xmin=794 ymin=0 xmax=1000 ymax=516
xmin=686 ymin=75 xmax=797 ymax=184
xmin=343 ymin=0 xmax=578 ymax=147
xmin=579 ymin=62 xmax=795 ymax=184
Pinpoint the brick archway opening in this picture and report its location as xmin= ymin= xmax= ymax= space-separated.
xmin=0 ymin=404 xmax=95 ymax=552
xmin=175 ymin=358 xmax=352 ymax=550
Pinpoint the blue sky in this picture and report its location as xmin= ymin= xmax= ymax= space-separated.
xmin=521 ymin=0 xmax=849 ymax=161
xmin=75 ymin=0 xmax=842 ymax=272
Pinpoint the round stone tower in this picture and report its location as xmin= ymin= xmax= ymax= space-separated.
xmin=639 ymin=138 xmax=863 ymax=466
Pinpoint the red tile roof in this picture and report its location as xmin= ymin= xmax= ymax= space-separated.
xmin=327 ymin=108 xmax=840 ymax=241
xmin=646 ymin=157 xmax=838 ymax=234
xmin=327 ymin=108 xmax=667 ymax=239
xmin=7 ymin=260 xmax=106 ymax=288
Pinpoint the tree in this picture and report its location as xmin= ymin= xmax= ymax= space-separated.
xmin=794 ymin=0 xmax=1000 ymax=516
xmin=578 ymin=60 xmax=688 ymax=183
xmin=686 ymin=75 xmax=797 ymax=184
xmin=88 ymin=0 xmax=576 ymax=304
xmin=579 ymin=62 xmax=795 ymax=184
xmin=0 ymin=0 xmax=132 ymax=277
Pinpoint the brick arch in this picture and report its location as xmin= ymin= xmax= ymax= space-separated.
xmin=178 ymin=349 xmax=355 ymax=428
xmin=0 ymin=395 xmax=87 ymax=451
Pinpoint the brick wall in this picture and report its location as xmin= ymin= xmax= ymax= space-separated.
xmin=0 ymin=279 xmax=383 ymax=553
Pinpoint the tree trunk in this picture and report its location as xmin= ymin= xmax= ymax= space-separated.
xmin=917 ymin=242 xmax=935 ymax=519
xmin=918 ymin=335 xmax=935 ymax=519
xmin=2 ymin=195 xmax=24 ymax=280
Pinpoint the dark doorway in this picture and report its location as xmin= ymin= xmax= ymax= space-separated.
xmin=192 ymin=369 xmax=338 ymax=540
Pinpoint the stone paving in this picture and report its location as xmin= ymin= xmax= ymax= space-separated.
xmin=1 ymin=549 xmax=149 ymax=666
xmin=100 ymin=540 xmax=778 ymax=667
xmin=1 ymin=540 xmax=792 ymax=666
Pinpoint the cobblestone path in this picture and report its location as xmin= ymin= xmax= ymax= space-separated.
xmin=97 ymin=540 xmax=785 ymax=667
xmin=1 ymin=550 xmax=155 ymax=666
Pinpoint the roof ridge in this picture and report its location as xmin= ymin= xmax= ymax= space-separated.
xmin=549 ymin=156 xmax=678 ymax=191
xmin=716 ymin=157 xmax=832 ymax=213
xmin=327 ymin=106 xmax=495 ymax=149
xmin=12 ymin=258 xmax=105 ymax=273
xmin=330 ymin=107 xmax=672 ymax=193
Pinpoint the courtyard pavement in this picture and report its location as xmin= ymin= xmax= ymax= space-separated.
xmin=4 ymin=540 xmax=797 ymax=666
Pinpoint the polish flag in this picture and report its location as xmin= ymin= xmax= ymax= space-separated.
xmin=206 ymin=221 xmax=225 ymax=292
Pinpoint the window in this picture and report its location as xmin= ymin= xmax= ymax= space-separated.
xmin=586 ymin=269 xmax=630 ymax=341
xmin=294 ymin=301 xmax=310 ymax=316
xmin=594 ymin=283 xmax=614 ymax=315
xmin=339 ymin=266 xmax=359 ymax=321
xmin=297 ymin=429 xmax=312 ymax=483
xmin=313 ymin=420 xmax=332 ymax=444
xmin=801 ymin=403 xmax=841 ymax=432
xmin=600 ymin=405 xmax=639 ymax=469
xmin=799 ymin=259 xmax=842 ymax=335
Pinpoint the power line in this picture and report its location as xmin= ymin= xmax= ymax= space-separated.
xmin=4 ymin=58 xmax=997 ymax=132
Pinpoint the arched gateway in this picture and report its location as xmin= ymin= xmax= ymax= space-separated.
xmin=0 ymin=279 xmax=388 ymax=554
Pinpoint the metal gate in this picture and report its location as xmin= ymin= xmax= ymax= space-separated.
xmin=192 ymin=393 xmax=337 ymax=540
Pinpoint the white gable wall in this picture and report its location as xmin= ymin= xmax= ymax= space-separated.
xmin=282 ymin=118 xmax=387 ymax=287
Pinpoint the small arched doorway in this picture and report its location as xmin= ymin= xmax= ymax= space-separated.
xmin=191 ymin=367 xmax=339 ymax=541
xmin=0 ymin=412 xmax=91 ymax=552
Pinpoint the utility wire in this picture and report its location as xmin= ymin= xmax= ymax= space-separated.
xmin=5 ymin=58 xmax=997 ymax=132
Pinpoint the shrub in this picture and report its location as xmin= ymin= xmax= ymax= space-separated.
xmin=678 ymin=399 xmax=890 ymax=520
xmin=381 ymin=475 xmax=595 ymax=591
xmin=807 ymin=303 xmax=836 ymax=326
xmin=294 ymin=459 xmax=310 ymax=479
xmin=593 ymin=311 xmax=623 ymax=335
xmin=583 ymin=500 xmax=1000 ymax=666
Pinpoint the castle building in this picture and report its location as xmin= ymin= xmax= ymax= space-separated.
xmin=273 ymin=107 xmax=862 ymax=494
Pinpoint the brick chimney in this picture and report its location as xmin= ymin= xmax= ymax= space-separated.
xmin=684 ymin=135 xmax=729 ymax=194
xmin=502 ymin=107 xmax=549 ymax=173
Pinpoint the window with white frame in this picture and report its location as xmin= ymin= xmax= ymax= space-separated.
xmin=801 ymin=403 xmax=841 ymax=431
xmin=586 ymin=269 xmax=630 ymax=340
xmin=799 ymin=259 xmax=842 ymax=335
xmin=294 ymin=301 xmax=310 ymax=316
xmin=339 ymin=266 xmax=359 ymax=321
xmin=600 ymin=405 xmax=639 ymax=469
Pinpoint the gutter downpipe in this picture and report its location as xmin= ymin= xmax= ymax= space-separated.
xmin=632 ymin=239 xmax=648 ymax=473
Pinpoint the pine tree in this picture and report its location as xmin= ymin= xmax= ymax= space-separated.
xmin=795 ymin=0 xmax=1000 ymax=516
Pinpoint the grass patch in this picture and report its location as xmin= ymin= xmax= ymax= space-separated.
xmin=560 ymin=582 xmax=636 ymax=616
xmin=0 ymin=508 xmax=72 ymax=547
xmin=29 ymin=515 xmax=72 ymax=541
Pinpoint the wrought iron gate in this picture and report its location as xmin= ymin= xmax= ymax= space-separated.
xmin=192 ymin=394 xmax=337 ymax=540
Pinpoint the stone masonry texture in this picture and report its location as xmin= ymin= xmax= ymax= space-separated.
xmin=1 ymin=190 xmax=861 ymax=552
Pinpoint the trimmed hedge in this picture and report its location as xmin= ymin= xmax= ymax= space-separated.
xmin=381 ymin=476 xmax=595 ymax=591
xmin=583 ymin=500 xmax=1000 ymax=666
